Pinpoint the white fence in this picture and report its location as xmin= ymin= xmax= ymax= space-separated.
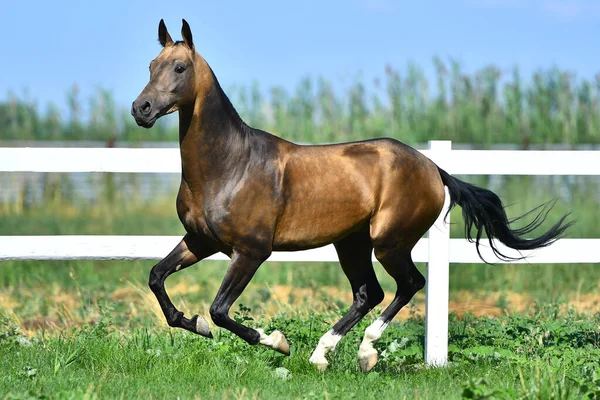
xmin=1 ymin=140 xmax=600 ymax=367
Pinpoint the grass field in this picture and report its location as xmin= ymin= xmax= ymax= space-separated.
xmin=2 ymin=176 xmax=600 ymax=399
xmin=3 ymin=299 xmax=600 ymax=399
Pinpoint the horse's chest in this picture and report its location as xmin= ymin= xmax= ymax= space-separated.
xmin=175 ymin=182 xmax=234 ymax=241
xmin=176 ymin=175 xmax=279 ymax=248
xmin=176 ymin=183 xmax=209 ymax=236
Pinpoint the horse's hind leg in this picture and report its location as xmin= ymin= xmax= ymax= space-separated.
xmin=149 ymin=233 xmax=216 ymax=337
xmin=309 ymin=232 xmax=384 ymax=371
xmin=357 ymin=246 xmax=425 ymax=372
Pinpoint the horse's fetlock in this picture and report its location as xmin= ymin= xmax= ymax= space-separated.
xmin=167 ymin=310 xmax=183 ymax=327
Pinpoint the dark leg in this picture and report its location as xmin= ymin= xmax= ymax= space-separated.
xmin=148 ymin=233 xmax=217 ymax=337
xmin=208 ymin=250 xmax=291 ymax=355
xmin=309 ymin=232 xmax=384 ymax=370
xmin=358 ymin=246 xmax=425 ymax=371
xmin=208 ymin=251 xmax=267 ymax=344
xmin=374 ymin=248 xmax=424 ymax=322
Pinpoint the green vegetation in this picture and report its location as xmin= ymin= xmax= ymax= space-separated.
xmin=2 ymin=61 xmax=600 ymax=146
xmin=2 ymin=304 xmax=600 ymax=399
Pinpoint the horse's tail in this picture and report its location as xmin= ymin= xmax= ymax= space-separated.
xmin=437 ymin=167 xmax=573 ymax=262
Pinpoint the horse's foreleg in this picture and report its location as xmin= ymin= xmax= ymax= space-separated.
xmin=309 ymin=233 xmax=384 ymax=371
xmin=149 ymin=233 xmax=217 ymax=337
xmin=209 ymin=250 xmax=290 ymax=355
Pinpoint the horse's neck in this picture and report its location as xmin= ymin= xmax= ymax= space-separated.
xmin=178 ymin=80 xmax=251 ymax=183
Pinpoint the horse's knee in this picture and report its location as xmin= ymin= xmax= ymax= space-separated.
xmin=209 ymin=304 xmax=228 ymax=327
xmin=148 ymin=267 xmax=162 ymax=292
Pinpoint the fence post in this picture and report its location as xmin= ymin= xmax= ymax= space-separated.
xmin=424 ymin=140 xmax=451 ymax=367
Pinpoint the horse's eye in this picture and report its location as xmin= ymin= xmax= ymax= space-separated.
xmin=175 ymin=65 xmax=186 ymax=74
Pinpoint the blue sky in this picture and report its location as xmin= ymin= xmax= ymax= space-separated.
xmin=2 ymin=0 xmax=599 ymax=114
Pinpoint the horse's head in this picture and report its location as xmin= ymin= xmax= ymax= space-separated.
xmin=132 ymin=19 xmax=199 ymax=128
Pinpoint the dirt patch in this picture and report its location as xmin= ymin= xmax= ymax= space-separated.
xmin=4 ymin=282 xmax=600 ymax=336
xmin=20 ymin=316 xmax=65 ymax=331
xmin=0 ymin=292 xmax=19 ymax=312
xmin=257 ymin=285 xmax=600 ymax=319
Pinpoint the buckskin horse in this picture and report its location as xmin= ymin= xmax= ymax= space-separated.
xmin=131 ymin=19 xmax=572 ymax=372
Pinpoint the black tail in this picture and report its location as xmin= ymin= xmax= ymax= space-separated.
xmin=437 ymin=167 xmax=574 ymax=262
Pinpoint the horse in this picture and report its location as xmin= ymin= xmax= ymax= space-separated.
xmin=131 ymin=19 xmax=572 ymax=372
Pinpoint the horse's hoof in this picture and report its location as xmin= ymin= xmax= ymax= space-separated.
xmin=315 ymin=362 xmax=328 ymax=372
xmin=257 ymin=329 xmax=290 ymax=356
xmin=192 ymin=315 xmax=212 ymax=338
xmin=359 ymin=353 xmax=378 ymax=372
xmin=271 ymin=331 xmax=290 ymax=356
xmin=309 ymin=359 xmax=328 ymax=372
xmin=308 ymin=354 xmax=328 ymax=371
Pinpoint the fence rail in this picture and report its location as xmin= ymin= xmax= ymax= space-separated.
xmin=2 ymin=146 xmax=600 ymax=175
xmin=1 ymin=236 xmax=598 ymax=263
xmin=1 ymin=140 xmax=598 ymax=367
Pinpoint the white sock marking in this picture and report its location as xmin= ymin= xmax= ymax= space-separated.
xmin=358 ymin=318 xmax=388 ymax=360
xmin=309 ymin=329 xmax=343 ymax=367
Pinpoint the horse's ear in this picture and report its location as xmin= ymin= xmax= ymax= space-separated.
xmin=158 ymin=19 xmax=174 ymax=47
xmin=181 ymin=19 xmax=194 ymax=51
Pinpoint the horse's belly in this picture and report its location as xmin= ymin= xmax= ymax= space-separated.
xmin=273 ymin=207 xmax=370 ymax=250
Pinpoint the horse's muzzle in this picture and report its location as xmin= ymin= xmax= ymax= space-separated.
xmin=131 ymin=99 xmax=156 ymax=128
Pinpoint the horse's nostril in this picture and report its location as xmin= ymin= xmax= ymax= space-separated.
xmin=141 ymin=101 xmax=152 ymax=114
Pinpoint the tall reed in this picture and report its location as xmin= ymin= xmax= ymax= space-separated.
xmin=2 ymin=61 xmax=599 ymax=146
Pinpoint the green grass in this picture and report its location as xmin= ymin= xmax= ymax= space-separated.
xmin=2 ymin=306 xmax=600 ymax=399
